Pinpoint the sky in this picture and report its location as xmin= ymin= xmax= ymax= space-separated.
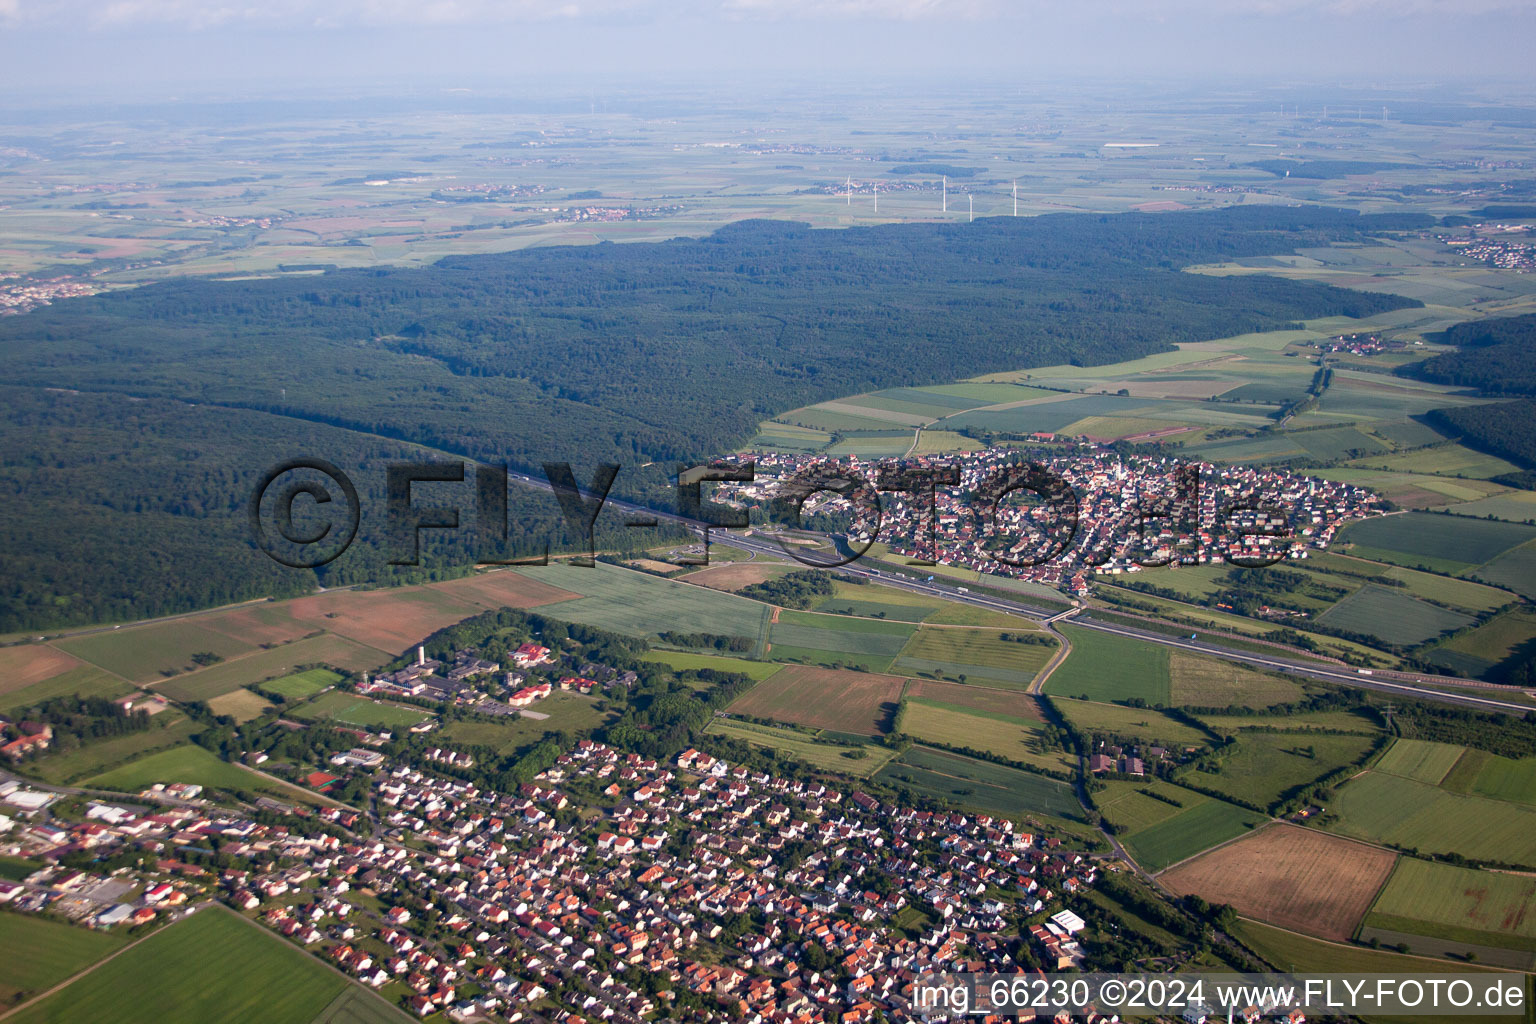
xmin=1 ymin=0 xmax=1533 ymax=100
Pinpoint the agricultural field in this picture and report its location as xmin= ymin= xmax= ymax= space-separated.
xmin=0 ymin=664 xmax=134 ymax=712
xmin=290 ymin=691 xmax=430 ymax=730
xmin=1469 ymin=540 xmax=1536 ymax=600
xmin=1441 ymin=747 xmax=1536 ymax=806
xmin=892 ymin=626 xmax=1055 ymax=689
xmin=260 ymin=668 xmax=344 ymax=700
xmin=0 ymin=644 xmax=86 ymax=697
xmin=811 ymin=581 xmax=948 ymax=622
xmin=899 ymin=698 xmax=1073 ymax=774
xmin=639 ymin=650 xmax=784 ymax=682
xmin=7 ymin=907 xmax=405 ymax=1024
xmin=901 ymin=679 xmax=1042 ymax=719
xmin=1347 ymin=443 xmax=1523 ymax=480
xmin=1122 ymin=797 xmax=1267 ymax=874
xmin=1182 ymin=730 xmax=1379 ymax=810
xmin=1325 ymin=770 xmax=1536 ymax=866
xmin=151 ymin=634 xmax=389 ymax=703
xmin=1093 ymin=778 xmax=1210 ymax=835
xmin=1419 ymin=605 xmax=1536 ymax=677
xmin=1335 ymin=513 xmax=1536 ymax=576
xmin=921 ymin=603 xmax=1037 ymax=627
xmin=1231 ymin=917 xmax=1515 ymax=1024
xmin=423 ymin=567 xmax=583 ymax=613
xmin=1192 ymin=706 xmax=1384 ymax=734
xmin=726 ymin=664 xmax=908 ymax=736
xmin=88 ymin=745 xmax=320 ymax=804
xmin=874 ymin=745 xmax=1083 ymax=821
xmin=1167 ymin=651 xmax=1304 ymax=708
xmin=1043 ymin=625 xmax=1169 ymax=704
xmin=679 ymin=562 xmax=792 ymax=593
xmin=55 ymin=619 xmax=258 ymax=683
xmin=206 ymin=688 xmax=273 ymax=723
xmin=513 ymin=562 xmax=772 ymax=653
xmin=1052 ymin=698 xmax=1211 ymax=748
xmin=702 ymin=719 xmax=895 ymax=777
xmin=1314 ymin=584 xmax=1473 ymax=647
xmin=1374 ymin=738 xmax=1465 ymax=785
xmin=1159 ymin=824 xmax=1396 ymax=941
xmin=22 ymin=713 xmax=200 ymax=786
xmin=1365 ymin=858 xmax=1536 ymax=959
xmin=282 ymin=586 xmax=488 ymax=655
xmin=768 ymin=612 xmax=914 ymax=672
xmin=0 ymin=913 xmax=125 ymax=1005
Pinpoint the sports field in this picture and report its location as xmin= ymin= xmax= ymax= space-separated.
xmin=1052 ymin=698 xmax=1210 ymax=747
xmin=7 ymin=907 xmax=407 ymax=1024
xmin=1326 ymin=770 xmax=1536 ymax=866
xmin=726 ymin=664 xmax=907 ymax=735
xmin=1043 ymin=625 xmax=1169 ymax=704
xmin=1123 ymin=797 xmax=1266 ymax=874
xmin=1187 ymin=730 xmax=1378 ymax=810
xmin=291 ymin=691 xmax=430 ymax=730
xmin=1366 ymin=857 xmax=1536 ymax=954
xmin=260 ymin=668 xmax=344 ymax=700
xmin=893 ymin=627 xmax=1055 ymax=689
xmin=1167 ymin=651 xmax=1304 ymax=708
xmin=1160 ymin=824 xmax=1396 ymax=941
xmin=0 ymin=913 xmax=125 ymax=1004
xmin=703 ymin=719 xmax=895 ymax=777
xmin=874 ymin=745 xmax=1083 ymax=821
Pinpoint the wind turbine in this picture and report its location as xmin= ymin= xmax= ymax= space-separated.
xmin=846 ymin=175 xmax=852 ymax=206
xmin=873 ymin=181 xmax=878 ymax=214
xmin=968 ymin=193 xmax=973 ymax=222
xmin=1013 ymin=180 xmax=1018 ymax=217
xmin=942 ymin=175 xmax=947 ymax=213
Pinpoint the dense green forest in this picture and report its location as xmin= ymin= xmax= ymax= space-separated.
xmin=0 ymin=388 xmax=683 ymax=632
xmin=0 ymin=207 xmax=1424 ymax=630
xmin=1400 ymin=313 xmax=1536 ymax=395
xmin=1427 ymin=399 xmax=1536 ymax=472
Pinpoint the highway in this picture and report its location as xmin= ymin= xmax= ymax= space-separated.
xmin=502 ymin=470 xmax=1536 ymax=714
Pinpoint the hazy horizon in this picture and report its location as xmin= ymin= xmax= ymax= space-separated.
xmin=2 ymin=0 xmax=1534 ymax=102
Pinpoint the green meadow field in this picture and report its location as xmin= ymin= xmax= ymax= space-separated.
xmin=892 ymin=626 xmax=1055 ymax=689
xmin=874 ymin=745 xmax=1083 ymax=821
xmin=1326 ymin=770 xmax=1536 ymax=866
xmin=0 ymin=914 xmax=125 ymax=1005
xmin=1043 ymin=625 xmax=1170 ymax=704
xmin=1367 ymin=857 xmax=1536 ymax=955
xmin=702 ymin=719 xmax=895 ymax=777
xmin=7 ymin=908 xmax=405 ymax=1024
